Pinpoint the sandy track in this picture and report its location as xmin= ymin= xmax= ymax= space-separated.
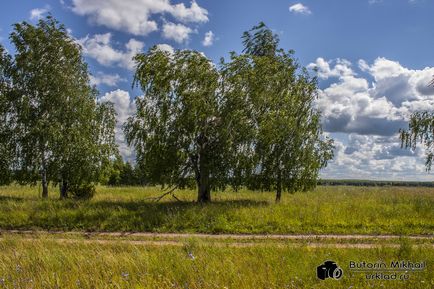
xmin=2 ymin=237 xmax=425 ymax=248
xmin=0 ymin=230 xmax=432 ymax=249
xmin=0 ymin=230 xmax=433 ymax=240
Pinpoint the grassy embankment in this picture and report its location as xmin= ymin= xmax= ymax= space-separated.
xmin=0 ymin=185 xmax=432 ymax=235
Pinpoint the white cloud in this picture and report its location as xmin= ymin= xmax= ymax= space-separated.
xmin=307 ymin=58 xmax=354 ymax=79
xmin=309 ymin=57 xmax=434 ymax=137
xmin=100 ymin=89 xmax=135 ymax=127
xmin=321 ymin=134 xmax=430 ymax=181
xmin=361 ymin=57 xmax=408 ymax=80
xmin=170 ymin=1 xmax=208 ymax=23
xmin=100 ymin=89 xmax=136 ymax=161
xmin=90 ymin=72 xmax=127 ymax=87
xmin=202 ymin=31 xmax=215 ymax=47
xmin=77 ymin=33 xmax=144 ymax=70
xmin=30 ymin=6 xmax=50 ymax=20
xmin=71 ymin=0 xmax=208 ymax=36
xmin=155 ymin=43 xmax=175 ymax=54
xmin=289 ymin=3 xmax=312 ymax=15
xmin=162 ymin=22 xmax=194 ymax=43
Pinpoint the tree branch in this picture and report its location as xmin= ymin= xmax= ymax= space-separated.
xmin=144 ymin=162 xmax=191 ymax=202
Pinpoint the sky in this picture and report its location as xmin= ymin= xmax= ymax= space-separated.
xmin=1 ymin=0 xmax=433 ymax=181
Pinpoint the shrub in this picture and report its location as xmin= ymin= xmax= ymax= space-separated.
xmin=69 ymin=183 xmax=96 ymax=200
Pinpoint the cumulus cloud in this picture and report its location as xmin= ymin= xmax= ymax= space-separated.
xmin=360 ymin=57 xmax=407 ymax=80
xmin=308 ymin=58 xmax=354 ymax=79
xmin=155 ymin=43 xmax=175 ymax=54
xmin=321 ymin=134 xmax=429 ymax=180
xmin=100 ymin=89 xmax=136 ymax=161
xmin=202 ymin=31 xmax=215 ymax=47
xmin=289 ymin=3 xmax=311 ymax=15
xmin=310 ymin=56 xmax=434 ymax=180
xmin=71 ymin=0 xmax=208 ymax=36
xmin=170 ymin=1 xmax=209 ymax=23
xmin=30 ymin=6 xmax=50 ymax=20
xmin=90 ymin=72 xmax=127 ymax=87
xmin=162 ymin=22 xmax=194 ymax=43
xmin=309 ymin=57 xmax=434 ymax=136
xmin=77 ymin=33 xmax=144 ymax=70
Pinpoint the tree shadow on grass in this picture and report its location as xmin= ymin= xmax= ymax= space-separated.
xmin=0 ymin=195 xmax=26 ymax=202
xmin=93 ymin=198 xmax=269 ymax=210
xmin=23 ymin=198 xmax=271 ymax=233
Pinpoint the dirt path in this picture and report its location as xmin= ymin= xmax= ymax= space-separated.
xmin=0 ymin=230 xmax=432 ymax=249
xmin=3 ymin=237 xmax=426 ymax=249
xmin=1 ymin=229 xmax=433 ymax=240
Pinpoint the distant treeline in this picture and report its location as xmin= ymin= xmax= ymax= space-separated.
xmin=318 ymin=179 xmax=434 ymax=188
xmin=105 ymin=159 xmax=146 ymax=187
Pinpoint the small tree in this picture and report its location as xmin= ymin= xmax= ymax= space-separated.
xmin=400 ymin=111 xmax=434 ymax=171
xmin=8 ymin=16 xmax=117 ymax=198
xmin=125 ymin=48 xmax=251 ymax=202
xmin=55 ymin=99 xmax=117 ymax=198
xmin=224 ymin=23 xmax=334 ymax=202
xmin=0 ymin=46 xmax=14 ymax=185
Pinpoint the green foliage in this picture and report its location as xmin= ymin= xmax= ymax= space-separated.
xmin=242 ymin=21 xmax=280 ymax=57
xmin=68 ymin=183 xmax=96 ymax=200
xmin=105 ymin=156 xmax=145 ymax=186
xmin=0 ymin=46 xmax=14 ymax=185
xmin=225 ymin=23 xmax=334 ymax=200
xmin=126 ymin=22 xmax=334 ymax=202
xmin=400 ymin=111 xmax=434 ymax=171
xmin=126 ymin=48 xmax=249 ymax=202
xmin=5 ymin=16 xmax=117 ymax=197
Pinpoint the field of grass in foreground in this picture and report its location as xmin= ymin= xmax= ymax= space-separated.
xmin=0 ymin=185 xmax=433 ymax=235
xmin=0 ymin=235 xmax=432 ymax=289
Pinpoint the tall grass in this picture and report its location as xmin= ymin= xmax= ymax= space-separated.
xmin=0 ymin=185 xmax=432 ymax=234
xmin=0 ymin=236 xmax=432 ymax=288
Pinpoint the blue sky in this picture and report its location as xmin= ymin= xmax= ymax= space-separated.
xmin=1 ymin=0 xmax=433 ymax=180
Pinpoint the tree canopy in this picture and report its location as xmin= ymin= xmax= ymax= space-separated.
xmin=4 ymin=16 xmax=117 ymax=198
xmin=125 ymin=48 xmax=251 ymax=202
xmin=400 ymin=111 xmax=434 ymax=171
xmin=0 ymin=46 xmax=14 ymax=185
xmin=242 ymin=22 xmax=280 ymax=57
xmin=126 ymin=22 xmax=334 ymax=202
xmin=224 ymin=23 xmax=334 ymax=201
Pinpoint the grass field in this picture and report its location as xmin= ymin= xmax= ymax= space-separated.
xmin=0 ymin=185 xmax=433 ymax=288
xmin=0 ymin=185 xmax=432 ymax=235
xmin=0 ymin=234 xmax=432 ymax=289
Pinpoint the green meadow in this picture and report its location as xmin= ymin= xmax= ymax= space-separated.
xmin=0 ymin=185 xmax=433 ymax=288
xmin=0 ymin=185 xmax=432 ymax=235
